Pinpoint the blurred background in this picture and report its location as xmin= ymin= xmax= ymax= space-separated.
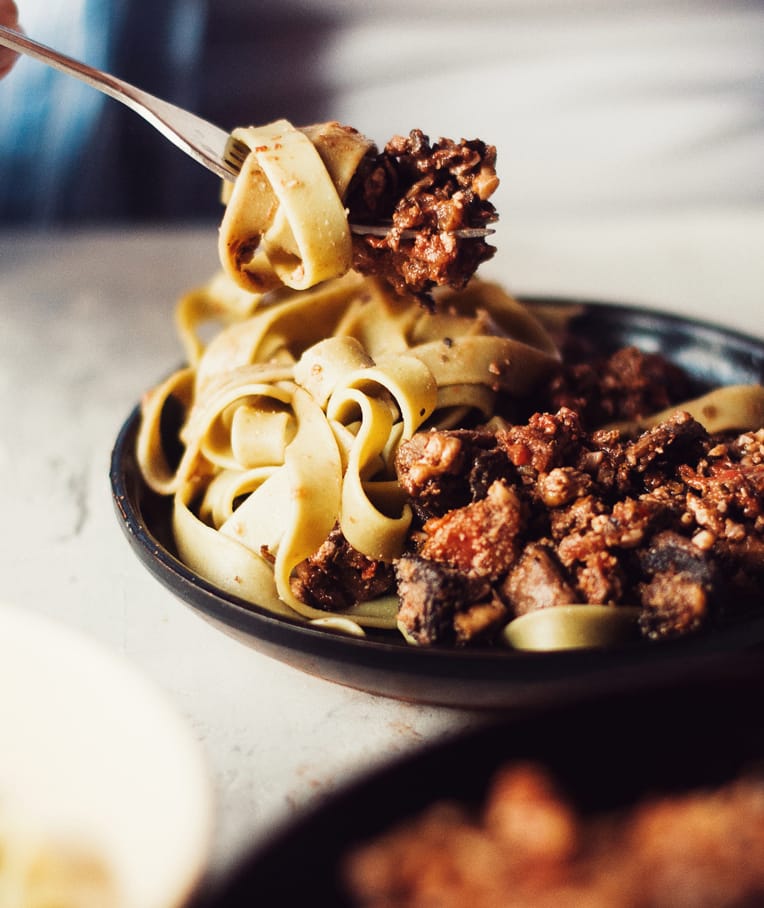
xmin=0 ymin=3 xmax=762 ymax=887
xmin=0 ymin=0 xmax=763 ymax=227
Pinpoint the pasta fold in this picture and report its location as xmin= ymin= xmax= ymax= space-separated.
xmin=218 ymin=120 xmax=373 ymax=294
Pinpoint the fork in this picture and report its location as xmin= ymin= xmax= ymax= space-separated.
xmin=0 ymin=24 xmax=493 ymax=238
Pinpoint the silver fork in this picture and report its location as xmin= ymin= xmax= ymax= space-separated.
xmin=0 ymin=24 xmax=493 ymax=239
xmin=0 ymin=24 xmax=240 ymax=182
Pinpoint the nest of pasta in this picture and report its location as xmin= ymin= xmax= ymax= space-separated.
xmin=137 ymin=270 xmax=561 ymax=633
xmin=136 ymin=266 xmax=764 ymax=648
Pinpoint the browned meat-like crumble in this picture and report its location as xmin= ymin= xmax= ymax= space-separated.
xmin=343 ymin=762 xmax=764 ymax=908
xmin=291 ymin=345 xmax=764 ymax=646
xmin=393 ymin=410 xmax=763 ymax=645
xmin=347 ymin=129 xmax=499 ymax=304
xmin=540 ymin=343 xmax=694 ymax=428
xmin=291 ymin=525 xmax=395 ymax=612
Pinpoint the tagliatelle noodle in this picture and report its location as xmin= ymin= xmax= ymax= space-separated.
xmin=607 ymin=384 xmax=764 ymax=435
xmin=173 ymin=484 xmax=293 ymax=616
xmin=175 ymin=271 xmax=267 ymax=366
xmin=137 ymin=273 xmax=561 ymax=632
xmin=218 ymin=120 xmax=374 ymax=294
xmin=192 ymin=271 xmax=367 ymax=393
xmin=433 ymin=383 xmax=499 ymax=428
xmin=137 ymin=367 xmax=196 ymax=496
xmin=325 ymin=353 xmax=438 ymax=561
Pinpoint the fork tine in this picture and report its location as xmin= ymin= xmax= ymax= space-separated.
xmin=223 ymin=136 xmax=250 ymax=174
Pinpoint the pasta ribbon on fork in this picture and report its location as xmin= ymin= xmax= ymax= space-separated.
xmin=219 ymin=120 xmax=373 ymax=293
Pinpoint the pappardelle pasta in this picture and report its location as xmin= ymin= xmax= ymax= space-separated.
xmin=137 ymin=268 xmax=560 ymax=634
xmin=219 ymin=121 xmax=372 ymax=294
xmin=137 ymin=118 xmax=764 ymax=650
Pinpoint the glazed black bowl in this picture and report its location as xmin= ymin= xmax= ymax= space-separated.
xmin=200 ymin=674 xmax=764 ymax=906
xmin=110 ymin=299 xmax=764 ymax=709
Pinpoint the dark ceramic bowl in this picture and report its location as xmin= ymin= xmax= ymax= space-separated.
xmin=110 ymin=299 xmax=764 ymax=709
xmin=200 ymin=673 xmax=764 ymax=907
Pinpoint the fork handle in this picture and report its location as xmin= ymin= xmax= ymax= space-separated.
xmin=0 ymin=24 xmax=234 ymax=181
xmin=0 ymin=25 xmax=496 ymax=239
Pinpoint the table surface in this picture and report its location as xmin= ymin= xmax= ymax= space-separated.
xmin=1 ymin=207 xmax=762 ymax=885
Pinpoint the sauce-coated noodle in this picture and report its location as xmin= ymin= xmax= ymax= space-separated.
xmin=219 ymin=121 xmax=373 ymax=293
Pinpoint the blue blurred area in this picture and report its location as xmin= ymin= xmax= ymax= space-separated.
xmin=0 ymin=0 xmax=118 ymax=222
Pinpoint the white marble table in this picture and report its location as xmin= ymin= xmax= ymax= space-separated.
xmin=0 ymin=209 xmax=761 ymax=885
